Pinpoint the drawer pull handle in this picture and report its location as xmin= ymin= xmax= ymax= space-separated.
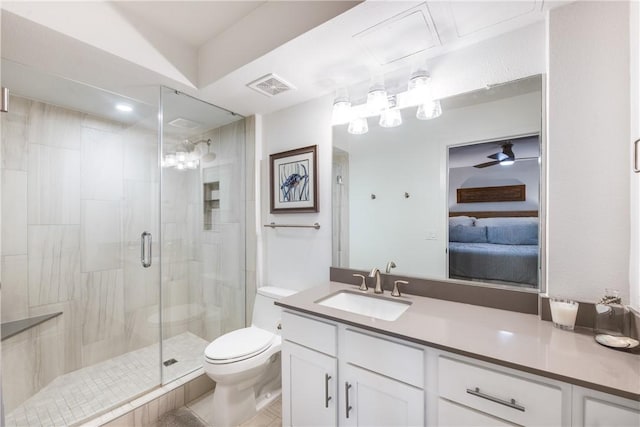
xmin=466 ymin=387 xmax=525 ymax=412
xmin=324 ymin=374 xmax=332 ymax=408
xmin=345 ymin=382 xmax=353 ymax=418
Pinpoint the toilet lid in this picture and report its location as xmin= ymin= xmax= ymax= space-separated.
xmin=205 ymin=327 xmax=275 ymax=362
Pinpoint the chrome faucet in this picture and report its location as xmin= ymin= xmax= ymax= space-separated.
xmin=385 ymin=261 xmax=396 ymax=274
xmin=369 ymin=268 xmax=383 ymax=294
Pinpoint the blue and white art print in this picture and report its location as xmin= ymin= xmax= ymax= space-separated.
xmin=270 ymin=145 xmax=318 ymax=213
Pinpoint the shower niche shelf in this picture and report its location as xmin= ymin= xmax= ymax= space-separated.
xmin=203 ymin=181 xmax=220 ymax=230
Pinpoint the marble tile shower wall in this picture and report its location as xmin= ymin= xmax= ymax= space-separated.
xmin=161 ymin=120 xmax=246 ymax=346
xmin=1 ymin=96 xmax=161 ymax=412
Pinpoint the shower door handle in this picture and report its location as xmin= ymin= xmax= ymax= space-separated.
xmin=141 ymin=232 xmax=152 ymax=268
xmin=634 ymin=138 xmax=640 ymax=173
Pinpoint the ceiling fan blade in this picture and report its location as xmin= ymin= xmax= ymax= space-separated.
xmin=488 ymin=152 xmax=508 ymax=161
xmin=474 ymin=160 xmax=501 ymax=168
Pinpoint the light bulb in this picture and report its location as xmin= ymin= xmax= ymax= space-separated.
xmin=115 ymin=103 xmax=133 ymax=112
xmin=332 ymin=99 xmax=352 ymax=125
xmin=406 ymin=71 xmax=432 ymax=106
xmin=347 ymin=117 xmax=369 ymax=135
xmin=379 ymin=109 xmax=402 ymax=128
xmin=185 ymin=160 xmax=198 ymax=169
xmin=366 ymin=88 xmax=389 ymax=113
xmin=176 ymin=162 xmax=185 ymax=170
xmin=416 ymin=99 xmax=442 ymax=120
xmin=176 ymin=151 xmax=187 ymax=162
xmin=500 ymin=159 xmax=515 ymax=166
xmin=163 ymin=153 xmax=176 ymax=167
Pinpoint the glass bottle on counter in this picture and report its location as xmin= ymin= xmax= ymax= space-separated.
xmin=594 ymin=289 xmax=630 ymax=337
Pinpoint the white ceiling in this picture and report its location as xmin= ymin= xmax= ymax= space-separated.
xmin=112 ymin=1 xmax=266 ymax=48
xmin=0 ymin=1 xmax=571 ymax=120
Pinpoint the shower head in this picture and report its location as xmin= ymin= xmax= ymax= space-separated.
xmin=198 ymin=138 xmax=216 ymax=162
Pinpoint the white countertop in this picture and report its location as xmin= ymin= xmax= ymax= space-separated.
xmin=276 ymin=282 xmax=640 ymax=401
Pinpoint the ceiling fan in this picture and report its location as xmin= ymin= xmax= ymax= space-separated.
xmin=473 ymin=142 xmax=520 ymax=168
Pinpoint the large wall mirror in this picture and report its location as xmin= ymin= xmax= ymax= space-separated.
xmin=332 ymin=74 xmax=543 ymax=291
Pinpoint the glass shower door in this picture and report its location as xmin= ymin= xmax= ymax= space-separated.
xmin=0 ymin=59 xmax=162 ymax=426
xmin=160 ymin=87 xmax=246 ymax=383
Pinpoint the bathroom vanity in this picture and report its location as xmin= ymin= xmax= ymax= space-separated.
xmin=277 ymin=282 xmax=640 ymax=427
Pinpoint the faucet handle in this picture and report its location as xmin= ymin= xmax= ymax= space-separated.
xmin=391 ymin=280 xmax=408 ymax=297
xmin=352 ymin=274 xmax=368 ymax=292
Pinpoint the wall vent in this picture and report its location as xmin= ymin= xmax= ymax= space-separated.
xmin=247 ymin=73 xmax=295 ymax=97
xmin=168 ymin=117 xmax=201 ymax=129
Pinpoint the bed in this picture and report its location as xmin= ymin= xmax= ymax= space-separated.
xmin=448 ymin=212 xmax=539 ymax=287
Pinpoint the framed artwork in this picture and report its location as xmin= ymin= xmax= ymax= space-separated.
xmin=270 ymin=145 xmax=318 ymax=213
xmin=457 ymin=184 xmax=526 ymax=203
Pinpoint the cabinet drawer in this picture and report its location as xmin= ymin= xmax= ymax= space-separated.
xmin=282 ymin=311 xmax=337 ymax=356
xmin=438 ymin=398 xmax=517 ymax=427
xmin=438 ymin=356 xmax=562 ymax=426
xmin=343 ymin=329 xmax=424 ymax=388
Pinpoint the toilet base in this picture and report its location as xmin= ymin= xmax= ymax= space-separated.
xmin=209 ymin=353 xmax=282 ymax=426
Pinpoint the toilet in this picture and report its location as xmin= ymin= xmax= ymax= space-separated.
xmin=203 ymin=286 xmax=296 ymax=426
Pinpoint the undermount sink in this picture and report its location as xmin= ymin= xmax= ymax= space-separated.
xmin=315 ymin=290 xmax=411 ymax=321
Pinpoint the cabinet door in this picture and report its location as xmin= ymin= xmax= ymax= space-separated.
xmin=583 ymin=398 xmax=640 ymax=427
xmin=438 ymin=398 xmax=517 ymax=427
xmin=282 ymin=340 xmax=337 ymax=427
xmin=340 ymin=364 xmax=424 ymax=427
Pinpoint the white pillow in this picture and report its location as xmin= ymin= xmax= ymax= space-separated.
xmin=475 ymin=217 xmax=538 ymax=227
xmin=449 ymin=215 xmax=476 ymax=227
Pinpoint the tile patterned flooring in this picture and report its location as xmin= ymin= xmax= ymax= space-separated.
xmin=157 ymin=394 xmax=282 ymax=427
xmin=5 ymin=332 xmax=209 ymax=427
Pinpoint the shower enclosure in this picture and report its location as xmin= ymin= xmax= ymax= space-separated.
xmin=0 ymin=61 xmax=246 ymax=426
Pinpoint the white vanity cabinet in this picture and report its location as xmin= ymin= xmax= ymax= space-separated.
xmin=436 ymin=355 xmax=570 ymax=426
xmin=572 ymin=386 xmax=640 ymax=427
xmin=281 ymin=312 xmax=338 ymax=426
xmin=281 ymin=311 xmax=425 ymax=427
xmin=340 ymin=364 xmax=424 ymax=427
xmin=282 ymin=340 xmax=337 ymax=427
xmin=281 ymin=308 xmax=637 ymax=427
xmin=339 ymin=328 xmax=425 ymax=426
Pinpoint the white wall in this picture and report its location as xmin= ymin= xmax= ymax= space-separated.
xmin=256 ymin=21 xmax=545 ymax=288
xmin=259 ymin=95 xmax=334 ymax=291
xmin=334 ymin=92 xmax=540 ymax=279
xmin=547 ymin=1 xmax=631 ymax=303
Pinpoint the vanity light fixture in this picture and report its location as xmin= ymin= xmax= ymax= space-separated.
xmin=348 ymin=117 xmax=369 ymax=135
xmin=162 ymin=138 xmax=213 ymax=170
xmin=332 ymin=97 xmax=352 ymax=125
xmin=333 ymin=70 xmax=442 ymax=130
xmin=379 ymin=108 xmax=402 ymax=128
xmin=366 ymin=83 xmax=389 ymax=113
xmin=407 ymin=70 xmax=431 ymax=104
xmin=416 ymin=99 xmax=442 ymax=120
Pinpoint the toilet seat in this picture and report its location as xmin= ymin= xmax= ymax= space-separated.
xmin=205 ymin=326 xmax=275 ymax=364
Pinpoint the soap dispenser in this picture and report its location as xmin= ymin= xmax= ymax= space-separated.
xmin=593 ymin=289 xmax=639 ymax=349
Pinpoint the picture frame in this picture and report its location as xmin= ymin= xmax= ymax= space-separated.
xmin=270 ymin=145 xmax=318 ymax=213
xmin=457 ymin=184 xmax=526 ymax=203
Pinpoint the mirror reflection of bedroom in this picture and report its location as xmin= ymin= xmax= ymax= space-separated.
xmin=448 ymin=135 xmax=540 ymax=288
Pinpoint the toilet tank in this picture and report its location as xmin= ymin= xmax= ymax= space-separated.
xmin=252 ymin=286 xmax=297 ymax=332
